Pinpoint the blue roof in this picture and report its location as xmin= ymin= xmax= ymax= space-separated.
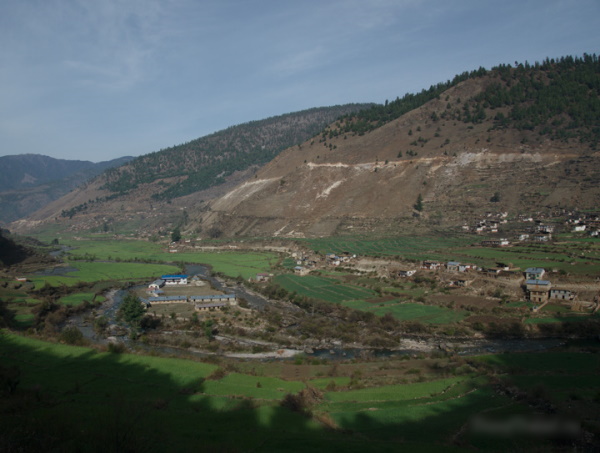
xmin=447 ymin=261 xmax=460 ymax=266
xmin=190 ymin=294 xmax=235 ymax=301
xmin=525 ymin=279 xmax=551 ymax=286
xmin=161 ymin=274 xmax=188 ymax=279
xmin=148 ymin=296 xmax=188 ymax=302
xmin=525 ymin=268 xmax=545 ymax=273
xmin=195 ymin=302 xmax=227 ymax=308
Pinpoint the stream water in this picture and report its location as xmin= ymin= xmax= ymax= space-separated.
xmin=62 ymin=262 xmax=565 ymax=361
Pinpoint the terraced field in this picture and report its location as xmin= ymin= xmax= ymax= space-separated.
xmin=303 ymin=235 xmax=475 ymax=259
xmin=5 ymin=333 xmax=590 ymax=451
xmin=343 ymin=300 xmax=468 ymax=324
xmin=274 ymin=274 xmax=377 ymax=304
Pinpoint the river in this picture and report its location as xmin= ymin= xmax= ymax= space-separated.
xmin=62 ymin=262 xmax=565 ymax=361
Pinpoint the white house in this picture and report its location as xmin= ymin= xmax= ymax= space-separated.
xmin=148 ymin=279 xmax=165 ymax=291
xmin=161 ymin=274 xmax=188 ymax=285
xmin=550 ymin=288 xmax=575 ymax=301
xmin=525 ymin=267 xmax=545 ymax=280
xmin=398 ymin=269 xmax=417 ymax=277
xmin=447 ymin=261 xmax=460 ymax=272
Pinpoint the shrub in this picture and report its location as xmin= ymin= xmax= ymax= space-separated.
xmin=107 ymin=342 xmax=126 ymax=354
xmin=60 ymin=326 xmax=85 ymax=345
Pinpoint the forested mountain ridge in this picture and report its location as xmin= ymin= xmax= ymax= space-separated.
xmin=332 ymin=54 xmax=599 ymax=146
xmin=98 ymin=105 xmax=374 ymax=200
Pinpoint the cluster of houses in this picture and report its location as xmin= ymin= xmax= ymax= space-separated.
xmin=465 ymin=213 xmax=508 ymax=234
xmin=398 ymin=261 xmax=578 ymax=304
xmin=566 ymin=213 xmax=600 ymax=236
xmin=524 ymin=267 xmax=576 ymax=304
xmin=417 ymin=260 xmax=491 ymax=274
xmin=290 ymin=251 xmax=357 ymax=276
xmin=473 ymin=218 xmax=597 ymax=245
xmin=144 ymin=274 xmax=237 ymax=312
xmin=463 ymin=210 xmax=600 ymax=244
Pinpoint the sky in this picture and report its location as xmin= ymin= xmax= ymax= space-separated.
xmin=0 ymin=0 xmax=598 ymax=163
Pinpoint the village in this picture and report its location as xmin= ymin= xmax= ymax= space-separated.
xmin=285 ymin=248 xmax=599 ymax=310
xmin=271 ymin=211 xmax=600 ymax=317
xmin=130 ymin=210 xmax=600 ymax=325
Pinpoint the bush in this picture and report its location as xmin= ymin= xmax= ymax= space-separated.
xmin=107 ymin=342 xmax=126 ymax=354
xmin=60 ymin=326 xmax=85 ymax=345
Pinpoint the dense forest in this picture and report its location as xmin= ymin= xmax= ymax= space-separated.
xmin=467 ymin=54 xmax=600 ymax=147
xmin=97 ymin=105 xmax=372 ymax=200
xmin=334 ymin=54 xmax=599 ymax=148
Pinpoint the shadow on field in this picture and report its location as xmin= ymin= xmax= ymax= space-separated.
xmin=0 ymin=333 xmax=591 ymax=452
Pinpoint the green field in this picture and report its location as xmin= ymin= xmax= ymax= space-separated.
xmin=274 ymin=274 xmax=377 ymax=304
xmin=302 ymin=235 xmax=475 ymax=259
xmin=300 ymin=235 xmax=600 ymax=276
xmin=59 ymin=238 xmax=278 ymax=279
xmin=524 ymin=313 xmax=600 ymax=324
xmin=343 ymin=300 xmax=468 ymax=324
xmin=2 ymin=332 xmax=568 ymax=451
xmin=274 ymin=275 xmax=466 ymax=324
xmin=29 ymin=261 xmax=181 ymax=288
xmin=58 ymin=292 xmax=97 ymax=306
xmin=472 ymin=351 xmax=600 ymax=428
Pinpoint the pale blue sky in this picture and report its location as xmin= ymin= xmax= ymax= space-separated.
xmin=1 ymin=0 xmax=598 ymax=162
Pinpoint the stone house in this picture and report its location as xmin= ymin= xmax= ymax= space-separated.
xmin=550 ymin=288 xmax=576 ymax=301
xmin=525 ymin=279 xmax=551 ymax=303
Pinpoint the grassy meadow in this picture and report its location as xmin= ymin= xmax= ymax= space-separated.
xmin=343 ymin=300 xmax=468 ymax=324
xmin=29 ymin=261 xmax=182 ymax=288
xmin=274 ymin=274 xmax=377 ymax=304
xmin=4 ymin=332 xmax=593 ymax=451
xmin=59 ymin=237 xmax=278 ymax=279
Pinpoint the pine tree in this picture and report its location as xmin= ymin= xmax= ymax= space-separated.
xmin=414 ymin=194 xmax=424 ymax=212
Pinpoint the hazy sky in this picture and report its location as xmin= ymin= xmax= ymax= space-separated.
xmin=1 ymin=0 xmax=598 ymax=162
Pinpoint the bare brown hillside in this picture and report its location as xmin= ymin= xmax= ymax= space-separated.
xmin=12 ymin=59 xmax=600 ymax=238
xmin=197 ymin=77 xmax=599 ymax=238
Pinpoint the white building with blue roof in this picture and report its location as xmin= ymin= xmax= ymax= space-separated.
xmin=161 ymin=274 xmax=188 ymax=285
xmin=525 ymin=268 xmax=545 ymax=280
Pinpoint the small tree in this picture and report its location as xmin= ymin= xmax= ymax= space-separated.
xmin=171 ymin=227 xmax=181 ymax=243
xmin=414 ymin=194 xmax=424 ymax=212
xmin=490 ymin=192 xmax=501 ymax=203
xmin=60 ymin=326 xmax=85 ymax=345
xmin=118 ymin=293 xmax=145 ymax=327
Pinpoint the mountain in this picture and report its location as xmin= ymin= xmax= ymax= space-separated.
xmin=0 ymin=155 xmax=133 ymax=224
xmin=12 ymin=55 xmax=600 ymax=238
xmin=11 ymin=104 xmax=373 ymax=234
xmin=0 ymin=229 xmax=55 ymax=269
xmin=195 ymin=55 xmax=600 ymax=238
